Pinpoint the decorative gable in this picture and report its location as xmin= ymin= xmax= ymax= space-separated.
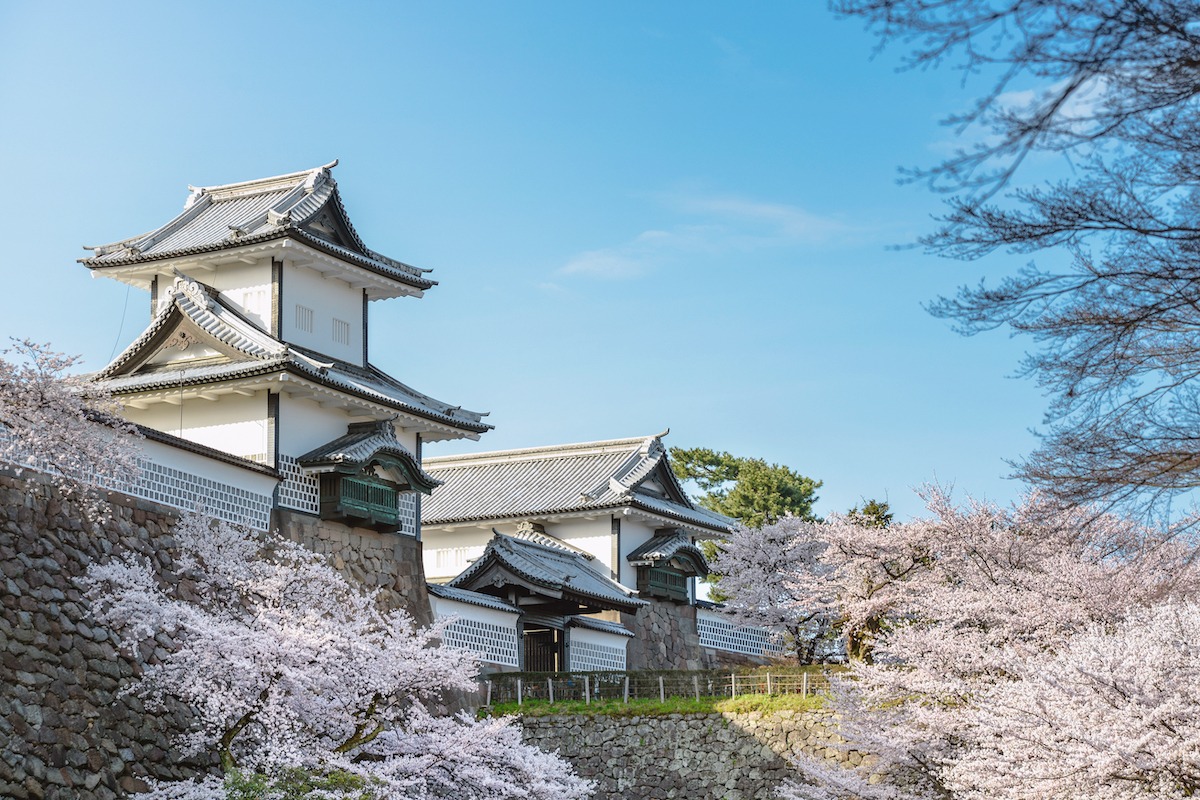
xmin=99 ymin=276 xmax=286 ymax=379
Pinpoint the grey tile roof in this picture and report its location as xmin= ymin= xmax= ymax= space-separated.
xmin=93 ymin=276 xmax=491 ymax=434
xmin=450 ymin=532 xmax=647 ymax=613
xmin=427 ymin=584 xmax=522 ymax=615
xmin=297 ymin=420 xmax=442 ymax=494
xmin=626 ymin=531 xmax=709 ymax=567
xmin=568 ymin=615 xmax=635 ymax=638
xmin=80 ymin=161 xmax=435 ymax=292
xmin=421 ymin=434 xmax=735 ymax=534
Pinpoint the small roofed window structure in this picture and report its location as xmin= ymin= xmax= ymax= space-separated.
xmin=297 ymin=420 xmax=441 ymax=533
xmin=627 ymin=529 xmax=710 ymax=604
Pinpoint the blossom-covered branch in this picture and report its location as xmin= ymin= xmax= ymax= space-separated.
xmin=84 ymin=513 xmax=592 ymax=799
xmin=0 ymin=339 xmax=139 ymax=517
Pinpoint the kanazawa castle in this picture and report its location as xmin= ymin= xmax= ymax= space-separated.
xmin=81 ymin=163 xmax=779 ymax=671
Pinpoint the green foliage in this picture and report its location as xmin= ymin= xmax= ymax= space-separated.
xmin=846 ymin=498 xmax=893 ymax=528
xmin=224 ymin=768 xmax=376 ymax=800
xmin=670 ymin=447 xmax=821 ymax=528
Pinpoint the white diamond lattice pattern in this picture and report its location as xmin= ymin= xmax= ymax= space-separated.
xmin=125 ymin=459 xmax=272 ymax=531
xmin=273 ymin=454 xmax=319 ymax=514
xmin=696 ymin=616 xmax=785 ymax=657
xmin=439 ymin=618 xmax=520 ymax=668
xmin=568 ymin=640 xmax=627 ymax=672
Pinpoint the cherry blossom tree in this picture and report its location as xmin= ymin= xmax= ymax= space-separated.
xmin=719 ymin=490 xmax=1200 ymax=799
xmin=0 ymin=339 xmax=139 ymax=516
xmin=713 ymin=512 xmax=933 ymax=662
xmin=84 ymin=513 xmax=592 ymax=800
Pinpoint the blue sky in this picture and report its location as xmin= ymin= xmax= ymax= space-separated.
xmin=0 ymin=2 xmax=1052 ymax=520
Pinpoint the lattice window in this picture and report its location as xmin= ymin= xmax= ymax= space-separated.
xmin=697 ymin=615 xmax=785 ymax=657
xmin=121 ymin=459 xmax=273 ymax=531
xmin=295 ymin=304 xmax=314 ymax=333
xmin=439 ymin=617 xmax=520 ymax=668
xmin=569 ymin=640 xmax=627 ymax=672
xmin=332 ymin=317 xmax=351 ymax=346
xmin=274 ymin=454 xmax=319 ymax=514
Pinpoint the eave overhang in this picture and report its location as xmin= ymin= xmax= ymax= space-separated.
xmin=449 ymin=534 xmax=647 ymax=615
xmin=81 ymin=235 xmax=433 ymax=299
xmin=425 ymin=501 xmax=732 ymax=538
xmin=102 ymin=366 xmax=489 ymax=442
xmin=297 ymin=420 xmax=442 ymax=495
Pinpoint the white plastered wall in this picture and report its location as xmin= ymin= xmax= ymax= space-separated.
xmin=429 ymin=596 xmax=522 ymax=668
xmin=423 ymin=514 xmax=643 ymax=585
xmin=205 ymin=260 xmax=273 ymax=330
xmin=277 ymin=394 xmax=420 ymax=459
xmin=616 ymin=516 xmax=658 ymax=587
xmin=539 ymin=517 xmax=616 ymax=577
xmin=280 ymin=263 xmax=364 ymax=364
xmin=125 ymin=392 xmax=269 ymax=459
xmin=429 ymin=596 xmax=520 ymax=629
xmin=422 ymin=524 xmax=492 ymax=581
xmin=277 ymin=394 xmax=357 ymax=458
xmin=567 ymin=624 xmax=629 ymax=671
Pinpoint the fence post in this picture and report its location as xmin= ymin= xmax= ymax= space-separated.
xmin=624 ymin=675 xmax=630 ymax=704
xmin=693 ymin=674 xmax=700 ymax=701
xmin=584 ymin=675 xmax=591 ymax=705
xmin=517 ymin=678 xmax=523 ymax=707
xmin=730 ymin=672 xmax=737 ymax=698
xmin=659 ymin=675 xmax=665 ymax=703
xmin=486 ymin=680 xmax=492 ymax=707
xmin=802 ymin=672 xmax=808 ymax=699
xmin=767 ymin=672 xmax=773 ymax=695
xmin=548 ymin=677 xmax=554 ymax=704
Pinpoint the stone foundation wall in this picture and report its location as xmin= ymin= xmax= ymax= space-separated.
xmin=520 ymin=710 xmax=870 ymax=800
xmin=622 ymin=599 xmax=768 ymax=671
xmin=623 ymin=599 xmax=706 ymax=670
xmin=0 ymin=469 xmax=434 ymax=800
xmin=275 ymin=509 xmax=432 ymax=627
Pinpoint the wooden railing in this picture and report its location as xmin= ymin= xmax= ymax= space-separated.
xmin=320 ymin=474 xmax=400 ymax=530
xmin=640 ymin=566 xmax=689 ymax=602
xmin=482 ymin=667 xmax=838 ymax=706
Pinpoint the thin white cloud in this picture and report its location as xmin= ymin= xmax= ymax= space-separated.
xmin=664 ymin=193 xmax=849 ymax=240
xmin=556 ymin=191 xmax=851 ymax=280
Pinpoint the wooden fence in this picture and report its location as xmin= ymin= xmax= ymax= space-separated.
xmin=482 ymin=668 xmax=836 ymax=706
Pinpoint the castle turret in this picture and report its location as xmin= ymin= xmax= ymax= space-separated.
xmin=84 ymin=162 xmax=490 ymax=534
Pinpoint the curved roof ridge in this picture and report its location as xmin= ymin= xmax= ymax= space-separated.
xmin=187 ymin=159 xmax=338 ymax=200
xmin=508 ymin=526 xmax=594 ymax=558
xmin=449 ymin=532 xmax=646 ymax=611
xmin=424 ymin=431 xmax=668 ymax=467
xmin=297 ymin=420 xmax=443 ymax=494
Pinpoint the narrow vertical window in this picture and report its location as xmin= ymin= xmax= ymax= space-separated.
xmin=332 ymin=317 xmax=351 ymax=346
xmin=295 ymin=304 xmax=314 ymax=333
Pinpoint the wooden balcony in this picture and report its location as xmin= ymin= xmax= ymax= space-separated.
xmin=638 ymin=566 xmax=689 ymax=603
xmin=319 ymin=473 xmax=400 ymax=532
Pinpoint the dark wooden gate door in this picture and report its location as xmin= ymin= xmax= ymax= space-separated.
xmin=524 ymin=629 xmax=559 ymax=672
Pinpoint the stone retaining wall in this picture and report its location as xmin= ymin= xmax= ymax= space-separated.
xmin=520 ymin=710 xmax=871 ymax=800
xmin=0 ymin=469 xmax=433 ymax=800
xmin=621 ymin=599 xmax=767 ymax=671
